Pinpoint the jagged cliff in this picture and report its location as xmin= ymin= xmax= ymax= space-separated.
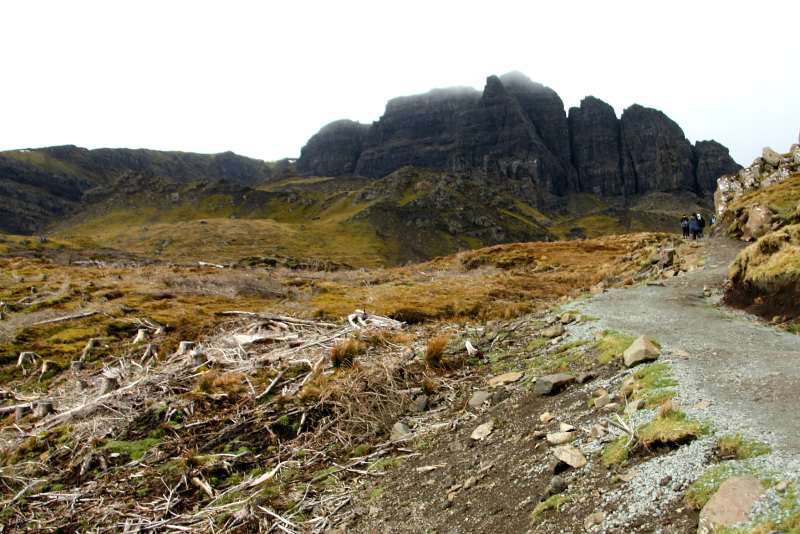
xmin=298 ymin=72 xmax=740 ymax=202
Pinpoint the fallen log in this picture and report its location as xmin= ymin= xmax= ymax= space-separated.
xmin=217 ymin=311 xmax=337 ymax=327
xmin=40 ymin=377 xmax=145 ymax=427
xmin=31 ymin=310 xmax=97 ymax=327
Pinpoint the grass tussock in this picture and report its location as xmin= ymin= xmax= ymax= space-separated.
xmin=423 ymin=335 xmax=450 ymax=368
xmin=620 ymin=362 xmax=678 ymax=407
xmin=601 ymin=436 xmax=630 ymax=467
xmin=595 ymin=330 xmax=635 ymax=364
xmin=716 ymin=434 xmax=771 ymax=460
xmin=330 ymin=338 xmax=367 ymax=368
xmin=196 ymin=371 xmax=247 ymax=395
xmin=637 ymin=405 xmax=704 ymax=448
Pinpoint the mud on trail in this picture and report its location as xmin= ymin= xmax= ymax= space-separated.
xmin=346 ymin=237 xmax=800 ymax=533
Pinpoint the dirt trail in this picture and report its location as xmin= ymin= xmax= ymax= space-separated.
xmin=576 ymin=237 xmax=800 ymax=454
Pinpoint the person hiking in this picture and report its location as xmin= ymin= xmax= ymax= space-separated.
xmin=697 ymin=213 xmax=706 ymax=239
xmin=680 ymin=215 xmax=690 ymax=238
xmin=689 ymin=215 xmax=700 ymax=240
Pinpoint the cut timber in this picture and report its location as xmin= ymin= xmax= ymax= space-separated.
xmin=132 ymin=329 xmax=149 ymax=344
xmin=80 ymin=338 xmax=100 ymax=361
xmin=15 ymin=405 xmax=30 ymax=421
xmin=0 ymin=402 xmax=33 ymax=416
xmin=218 ymin=311 xmax=338 ymax=327
xmin=17 ymin=351 xmax=37 ymax=368
xmin=100 ymin=376 xmax=119 ymax=395
xmin=33 ymin=400 xmax=54 ymax=418
xmin=190 ymin=350 xmax=207 ymax=367
xmin=31 ymin=310 xmax=97 ymax=327
xmin=231 ymin=333 xmax=300 ymax=346
xmin=41 ymin=377 xmax=145 ymax=427
xmin=177 ymin=341 xmax=195 ymax=355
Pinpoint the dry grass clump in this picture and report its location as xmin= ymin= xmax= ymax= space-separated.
xmin=195 ymin=371 xmax=247 ymax=395
xmin=330 ymin=338 xmax=367 ymax=368
xmin=424 ymin=335 xmax=450 ymax=368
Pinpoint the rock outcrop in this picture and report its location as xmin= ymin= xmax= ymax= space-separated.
xmin=297 ymin=120 xmax=369 ymax=176
xmin=297 ymin=72 xmax=737 ymax=203
xmin=619 ymin=105 xmax=696 ymax=195
xmin=693 ymin=140 xmax=742 ymax=195
xmin=568 ymin=96 xmax=623 ymax=196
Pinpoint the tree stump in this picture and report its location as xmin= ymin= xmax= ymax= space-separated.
xmin=81 ymin=338 xmax=100 ymax=361
xmin=133 ymin=329 xmax=149 ymax=344
xmin=177 ymin=341 xmax=195 ymax=355
xmin=77 ymin=379 xmax=89 ymax=392
xmin=71 ymin=360 xmax=84 ymax=373
xmin=100 ymin=376 xmax=119 ymax=395
xmin=33 ymin=400 xmax=53 ymax=418
xmin=15 ymin=405 xmax=30 ymax=421
xmin=190 ymin=350 xmax=207 ymax=367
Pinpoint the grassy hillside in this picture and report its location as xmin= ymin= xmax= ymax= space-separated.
xmin=49 ymin=167 xmax=704 ymax=267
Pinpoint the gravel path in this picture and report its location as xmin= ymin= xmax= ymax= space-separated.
xmin=576 ymin=237 xmax=800 ymax=456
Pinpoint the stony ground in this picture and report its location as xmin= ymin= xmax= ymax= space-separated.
xmin=344 ymin=237 xmax=800 ymax=533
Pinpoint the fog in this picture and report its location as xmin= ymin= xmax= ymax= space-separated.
xmin=2 ymin=0 xmax=798 ymax=165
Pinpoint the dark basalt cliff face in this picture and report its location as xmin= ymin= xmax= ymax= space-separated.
xmin=297 ymin=72 xmax=739 ymax=202
xmin=692 ymin=140 xmax=742 ymax=195
xmin=568 ymin=96 xmax=623 ymax=196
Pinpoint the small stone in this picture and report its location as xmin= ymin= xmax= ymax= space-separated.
xmin=559 ymin=423 xmax=575 ymax=432
xmin=539 ymin=412 xmax=555 ymax=423
xmin=592 ymin=388 xmax=608 ymax=398
xmin=552 ymin=445 xmax=587 ymax=469
xmin=774 ymin=480 xmax=790 ymax=492
xmin=673 ymin=349 xmax=690 ymax=358
xmin=560 ymin=314 xmax=575 ymax=325
xmin=622 ymin=336 xmax=661 ymax=367
xmin=659 ymin=475 xmax=673 ymax=487
xmin=390 ymin=421 xmax=411 ymax=441
xmin=698 ymin=476 xmax=766 ymax=534
xmin=546 ymin=432 xmax=576 ymax=445
xmin=576 ymin=371 xmax=595 ymax=384
xmin=488 ymin=371 xmax=523 ymax=388
xmin=470 ymin=420 xmax=494 ymax=441
xmin=468 ymin=391 xmax=492 ymax=409
xmin=594 ymin=393 xmax=611 ymax=409
xmin=589 ymin=425 xmax=606 ymax=439
xmin=410 ymin=394 xmax=428 ymax=413
xmin=625 ymin=398 xmax=645 ymax=415
xmin=541 ymin=324 xmax=565 ymax=338
xmin=463 ymin=476 xmax=477 ymax=490
xmin=491 ymin=388 xmax=510 ymax=404
xmin=584 ymin=511 xmax=605 ymax=531
xmin=543 ymin=475 xmax=568 ymax=498
xmin=534 ymin=373 xmax=575 ymax=395
xmin=601 ymin=402 xmax=620 ymax=412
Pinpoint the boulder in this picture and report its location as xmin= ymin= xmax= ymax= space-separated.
xmin=622 ymin=336 xmax=661 ymax=367
xmin=741 ymin=204 xmax=773 ymax=241
xmin=534 ymin=373 xmax=575 ymax=395
xmin=762 ymin=146 xmax=783 ymax=167
xmin=487 ymin=371 xmax=523 ymax=387
xmin=468 ymin=390 xmax=492 ymax=409
xmin=594 ymin=392 xmax=611 ymax=409
xmin=470 ymin=420 xmax=494 ymax=441
xmin=552 ymin=445 xmax=587 ymax=469
xmin=541 ymin=324 xmax=565 ymax=338
xmin=409 ymin=394 xmax=428 ymax=413
xmin=390 ymin=421 xmax=411 ymax=441
xmin=697 ymin=476 xmax=765 ymax=534
xmin=584 ymin=511 xmax=605 ymax=531
xmin=658 ymin=248 xmax=676 ymax=268
xmin=546 ymin=432 xmax=576 ymax=445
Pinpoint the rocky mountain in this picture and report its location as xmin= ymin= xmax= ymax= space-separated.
xmin=0 ymin=146 xmax=283 ymax=233
xmin=298 ymin=72 xmax=741 ymax=203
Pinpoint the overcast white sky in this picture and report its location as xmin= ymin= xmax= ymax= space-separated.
xmin=2 ymin=1 xmax=798 ymax=165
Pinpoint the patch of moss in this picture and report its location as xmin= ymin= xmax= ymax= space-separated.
xmin=601 ymin=436 xmax=630 ymax=467
xmin=531 ymin=494 xmax=571 ymax=519
xmin=629 ymin=362 xmax=679 ymax=407
xmin=100 ymin=437 xmax=161 ymax=461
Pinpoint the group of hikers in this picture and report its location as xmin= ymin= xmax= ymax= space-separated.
xmin=680 ymin=213 xmax=715 ymax=240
